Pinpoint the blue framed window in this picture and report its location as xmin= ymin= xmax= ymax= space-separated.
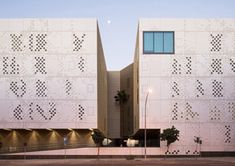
xmin=143 ymin=31 xmax=174 ymax=54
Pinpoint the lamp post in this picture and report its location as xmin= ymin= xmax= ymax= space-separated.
xmin=144 ymin=89 xmax=152 ymax=159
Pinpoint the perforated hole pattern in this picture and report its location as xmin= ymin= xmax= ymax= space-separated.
xmin=210 ymin=106 xmax=221 ymax=121
xmin=36 ymin=80 xmax=47 ymax=97
xmin=3 ymin=57 xmax=19 ymax=75
xmin=172 ymin=82 xmax=180 ymax=97
xmin=185 ymin=102 xmax=199 ymax=121
xmin=212 ymin=80 xmax=223 ymax=97
xmin=228 ymin=102 xmax=235 ymax=120
xmin=10 ymin=34 xmax=23 ymax=52
xmin=10 ymin=80 xmax=26 ymax=97
xmin=78 ymin=57 xmax=85 ymax=72
xmin=230 ymin=59 xmax=235 ymax=72
xmin=29 ymin=34 xmax=47 ymax=52
xmin=186 ymin=57 xmax=192 ymax=74
xmin=196 ymin=80 xmax=205 ymax=97
xmin=172 ymin=103 xmax=178 ymax=120
xmin=34 ymin=57 xmax=47 ymax=74
xmin=172 ymin=59 xmax=181 ymax=75
xmin=78 ymin=104 xmax=85 ymax=120
xmin=65 ymin=80 xmax=72 ymax=95
xmin=225 ymin=125 xmax=231 ymax=143
xmin=211 ymin=59 xmax=223 ymax=74
xmin=210 ymin=34 xmax=223 ymax=52
xmin=13 ymin=104 xmax=23 ymax=120
xmin=73 ymin=34 xmax=86 ymax=51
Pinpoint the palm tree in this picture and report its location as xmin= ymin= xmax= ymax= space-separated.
xmin=114 ymin=90 xmax=129 ymax=105
xmin=114 ymin=90 xmax=129 ymax=137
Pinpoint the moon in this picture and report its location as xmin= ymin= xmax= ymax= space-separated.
xmin=107 ymin=20 xmax=111 ymax=24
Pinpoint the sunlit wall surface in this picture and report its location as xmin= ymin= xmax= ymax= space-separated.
xmin=0 ymin=19 xmax=98 ymax=129
xmin=137 ymin=19 xmax=235 ymax=154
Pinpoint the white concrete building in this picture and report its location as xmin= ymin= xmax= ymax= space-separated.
xmin=0 ymin=18 xmax=234 ymax=156
xmin=133 ymin=19 xmax=235 ymax=154
xmin=0 ymin=19 xmax=107 ymax=149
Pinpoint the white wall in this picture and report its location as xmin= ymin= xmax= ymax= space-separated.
xmin=138 ymin=19 xmax=235 ymax=154
xmin=0 ymin=19 xmax=98 ymax=129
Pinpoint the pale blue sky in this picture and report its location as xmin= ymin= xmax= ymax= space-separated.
xmin=0 ymin=0 xmax=235 ymax=70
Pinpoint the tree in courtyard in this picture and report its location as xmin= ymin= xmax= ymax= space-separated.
xmin=114 ymin=90 xmax=129 ymax=105
xmin=160 ymin=126 xmax=180 ymax=153
xmin=91 ymin=129 xmax=105 ymax=158
xmin=114 ymin=90 xmax=129 ymax=137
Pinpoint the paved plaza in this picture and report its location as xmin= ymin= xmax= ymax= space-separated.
xmin=0 ymin=158 xmax=235 ymax=166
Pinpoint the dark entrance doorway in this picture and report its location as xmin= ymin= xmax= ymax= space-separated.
xmin=132 ymin=129 xmax=160 ymax=147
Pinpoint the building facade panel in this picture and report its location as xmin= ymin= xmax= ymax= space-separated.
xmin=0 ymin=19 xmax=98 ymax=129
xmin=137 ymin=19 xmax=235 ymax=153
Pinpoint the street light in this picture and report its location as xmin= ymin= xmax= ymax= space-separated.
xmin=144 ymin=88 xmax=152 ymax=159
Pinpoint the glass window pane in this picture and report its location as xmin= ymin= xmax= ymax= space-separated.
xmin=164 ymin=32 xmax=174 ymax=53
xmin=154 ymin=32 xmax=163 ymax=53
xmin=144 ymin=32 xmax=154 ymax=53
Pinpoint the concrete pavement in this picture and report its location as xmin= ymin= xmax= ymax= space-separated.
xmin=0 ymin=158 xmax=235 ymax=166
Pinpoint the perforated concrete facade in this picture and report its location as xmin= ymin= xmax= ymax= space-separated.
xmin=0 ymin=19 xmax=107 ymax=130
xmin=134 ymin=19 xmax=235 ymax=154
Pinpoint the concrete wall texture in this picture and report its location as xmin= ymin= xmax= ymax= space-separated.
xmin=120 ymin=64 xmax=134 ymax=137
xmin=0 ymin=19 xmax=102 ymax=129
xmin=136 ymin=19 xmax=235 ymax=154
xmin=97 ymin=25 xmax=108 ymax=135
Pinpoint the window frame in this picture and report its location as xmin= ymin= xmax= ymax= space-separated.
xmin=143 ymin=31 xmax=175 ymax=54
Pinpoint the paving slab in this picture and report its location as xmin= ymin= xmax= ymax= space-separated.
xmin=0 ymin=158 xmax=235 ymax=166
